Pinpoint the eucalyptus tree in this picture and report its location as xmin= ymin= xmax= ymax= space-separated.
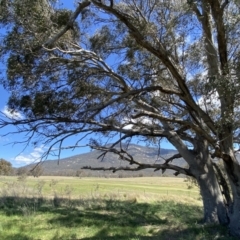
xmin=1 ymin=0 xmax=240 ymax=236
xmin=0 ymin=159 xmax=13 ymax=175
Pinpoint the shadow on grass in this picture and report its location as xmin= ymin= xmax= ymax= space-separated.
xmin=0 ymin=196 xmax=236 ymax=240
xmin=0 ymin=233 xmax=32 ymax=240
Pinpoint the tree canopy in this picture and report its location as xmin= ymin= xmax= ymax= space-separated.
xmin=1 ymin=0 xmax=240 ymax=237
xmin=0 ymin=158 xmax=13 ymax=175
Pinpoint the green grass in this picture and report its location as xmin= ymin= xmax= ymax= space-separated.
xmin=0 ymin=176 xmax=201 ymax=200
xmin=0 ymin=176 xmax=237 ymax=239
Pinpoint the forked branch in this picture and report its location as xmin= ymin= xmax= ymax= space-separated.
xmin=83 ymin=145 xmax=192 ymax=176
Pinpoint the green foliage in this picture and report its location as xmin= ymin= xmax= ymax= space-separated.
xmin=50 ymin=9 xmax=72 ymax=28
xmin=184 ymin=176 xmax=198 ymax=189
xmin=0 ymin=159 xmax=12 ymax=176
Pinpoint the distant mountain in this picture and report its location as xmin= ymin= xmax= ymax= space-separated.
xmin=25 ymin=144 xmax=186 ymax=177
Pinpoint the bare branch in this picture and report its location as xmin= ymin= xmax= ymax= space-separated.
xmin=83 ymin=143 xmax=191 ymax=176
xmin=164 ymin=153 xmax=182 ymax=164
xmin=82 ymin=163 xmax=192 ymax=176
xmin=89 ymin=145 xmax=137 ymax=164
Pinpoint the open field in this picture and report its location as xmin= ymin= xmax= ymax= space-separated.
xmin=0 ymin=176 xmax=201 ymax=200
xmin=0 ymin=176 xmax=237 ymax=240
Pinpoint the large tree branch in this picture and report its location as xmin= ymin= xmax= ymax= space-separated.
xmin=83 ymin=145 xmax=192 ymax=176
xmin=191 ymin=0 xmax=220 ymax=78
xmin=92 ymin=0 xmax=216 ymax=136
xmin=132 ymin=103 xmax=215 ymax=144
xmin=82 ymin=165 xmax=192 ymax=176
xmin=83 ymin=161 xmax=192 ymax=176
xmin=207 ymin=0 xmax=229 ymax=74
xmin=43 ymin=1 xmax=91 ymax=48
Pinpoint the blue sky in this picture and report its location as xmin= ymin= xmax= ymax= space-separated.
xmin=0 ymin=1 xmax=91 ymax=167
xmin=0 ymin=0 xmax=174 ymax=167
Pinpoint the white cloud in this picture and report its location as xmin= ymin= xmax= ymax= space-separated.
xmin=2 ymin=106 xmax=23 ymax=120
xmin=14 ymin=155 xmax=35 ymax=165
xmin=14 ymin=145 xmax=45 ymax=166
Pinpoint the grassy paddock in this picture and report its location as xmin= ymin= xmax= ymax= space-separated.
xmin=0 ymin=176 xmax=236 ymax=239
xmin=0 ymin=176 xmax=201 ymax=201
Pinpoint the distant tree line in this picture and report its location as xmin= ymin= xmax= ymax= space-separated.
xmin=0 ymin=159 xmax=44 ymax=178
xmin=0 ymin=158 xmax=172 ymax=178
xmin=0 ymin=158 xmax=13 ymax=176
